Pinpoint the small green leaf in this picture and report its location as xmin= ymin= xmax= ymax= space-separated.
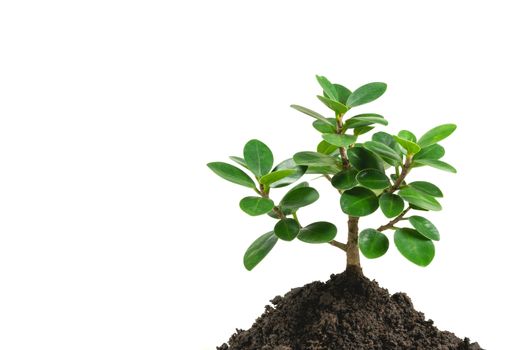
xmin=347 ymin=147 xmax=384 ymax=171
xmin=317 ymin=140 xmax=339 ymax=155
xmin=363 ymin=141 xmax=402 ymax=165
xmin=297 ymin=221 xmax=337 ymax=243
xmin=290 ymin=105 xmax=333 ymax=126
xmin=259 ymin=169 xmax=297 ymax=186
xmin=293 ymin=151 xmax=340 ymax=167
xmin=207 ymin=162 xmax=255 ymax=188
xmin=379 ymin=193 xmax=405 ymax=218
xmin=417 ymin=124 xmax=457 ymax=148
xmin=280 ymin=186 xmax=320 ymax=210
xmin=331 ymin=169 xmax=358 ymax=190
xmin=398 ymin=130 xmax=417 ymax=142
xmin=409 ymin=181 xmax=443 ymax=198
xmin=229 ymin=156 xmax=249 ymax=169
xmin=243 ymin=139 xmax=273 ymax=177
xmin=270 ymin=159 xmax=307 ymax=188
xmin=359 ymin=229 xmax=389 ymax=259
xmin=356 ymin=169 xmax=390 ymax=189
xmin=394 ymin=228 xmax=435 ymax=267
xmin=344 ymin=114 xmax=387 ymax=128
xmin=413 ymin=144 xmax=445 ymax=161
xmin=322 ymin=133 xmax=357 ymax=147
xmin=239 ymin=197 xmax=275 ymax=216
xmin=305 ymin=165 xmax=341 ymax=175
xmin=274 ymin=218 xmax=300 ymax=241
xmin=340 ymin=187 xmax=379 ymax=217
xmin=372 ymin=131 xmax=396 ymax=148
xmin=346 ymin=82 xmax=387 ymax=107
xmin=317 ymin=95 xmax=349 ymax=114
xmin=326 ymin=84 xmax=352 ymax=105
xmin=409 ymin=216 xmax=440 ymax=241
xmin=394 ymin=135 xmax=421 ymax=155
xmin=398 ymin=187 xmax=442 ymax=211
xmin=353 ymin=126 xmax=375 ymax=136
xmin=312 ymin=118 xmax=337 ymax=133
xmin=243 ymin=231 xmax=278 ymax=271
xmin=316 ymin=75 xmax=338 ymax=101
xmin=414 ymin=159 xmax=457 ymax=173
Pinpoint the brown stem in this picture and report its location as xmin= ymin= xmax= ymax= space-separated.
xmin=377 ymin=207 xmax=410 ymax=232
xmin=387 ymin=155 xmax=412 ymax=194
xmin=346 ymin=216 xmax=360 ymax=268
xmin=329 ymin=240 xmax=347 ymax=251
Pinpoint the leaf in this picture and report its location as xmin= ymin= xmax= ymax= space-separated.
xmin=259 ymin=169 xmax=297 ymax=186
xmin=340 ymin=187 xmax=379 ymax=217
xmin=393 ymin=135 xmax=421 ymax=155
xmin=293 ymin=151 xmax=340 ymax=167
xmin=326 ymin=84 xmax=352 ymax=105
xmin=274 ymin=218 xmax=300 ymax=241
xmin=305 ymin=165 xmax=341 ymax=175
xmin=347 ymin=146 xmax=384 ymax=171
xmin=270 ymin=159 xmax=307 ymax=188
xmin=379 ymin=193 xmax=405 ymax=218
xmin=394 ymin=228 xmax=435 ymax=267
xmin=207 ymin=162 xmax=255 ymax=188
xmin=317 ymin=140 xmax=339 ymax=155
xmin=331 ymin=169 xmax=358 ymax=190
xmin=372 ymin=131 xmax=396 ymax=148
xmin=409 ymin=181 xmax=443 ymax=198
xmin=316 ymin=75 xmax=338 ymax=101
xmin=290 ymin=104 xmax=333 ymax=126
xmin=353 ymin=126 xmax=375 ymax=136
xmin=229 ymin=156 xmax=249 ymax=169
xmin=359 ymin=229 xmax=389 ymax=258
xmin=322 ymin=133 xmax=357 ymax=147
xmin=280 ymin=186 xmax=320 ymax=210
xmin=297 ymin=222 xmax=337 ymax=243
xmin=239 ymin=197 xmax=275 ymax=216
xmin=344 ymin=114 xmax=388 ymax=128
xmin=363 ymin=141 xmax=402 ymax=165
xmin=398 ymin=187 xmax=442 ymax=211
xmin=312 ymin=118 xmax=337 ymax=133
xmin=409 ymin=216 xmax=440 ymax=241
xmin=346 ymin=82 xmax=387 ymax=107
xmin=243 ymin=231 xmax=278 ymax=271
xmin=414 ymin=159 xmax=457 ymax=173
xmin=317 ymin=95 xmax=349 ymax=114
xmin=356 ymin=169 xmax=390 ymax=189
xmin=243 ymin=139 xmax=274 ymax=177
xmin=398 ymin=130 xmax=417 ymax=142
xmin=413 ymin=144 xmax=445 ymax=161
xmin=417 ymin=124 xmax=457 ymax=148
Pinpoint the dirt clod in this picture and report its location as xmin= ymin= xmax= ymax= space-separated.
xmin=218 ymin=267 xmax=482 ymax=350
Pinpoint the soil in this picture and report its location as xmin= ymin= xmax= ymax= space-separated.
xmin=217 ymin=267 xmax=482 ymax=350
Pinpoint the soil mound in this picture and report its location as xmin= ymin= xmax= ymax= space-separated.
xmin=218 ymin=267 xmax=482 ymax=350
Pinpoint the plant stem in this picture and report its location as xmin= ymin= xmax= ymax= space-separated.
xmin=377 ymin=207 xmax=410 ymax=232
xmin=387 ymin=155 xmax=413 ymax=194
xmin=329 ymin=240 xmax=347 ymax=251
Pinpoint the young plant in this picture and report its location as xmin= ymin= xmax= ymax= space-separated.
xmin=208 ymin=76 xmax=456 ymax=271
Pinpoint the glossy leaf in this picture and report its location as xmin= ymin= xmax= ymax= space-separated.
xmin=340 ymin=187 xmax=379 ymax=217
xmin=356 ymin=169 xmax=390 ymax=189
xmin=239 ymin=197 xmax=275 ymax=216
xmin=344 ymin=114 xmax=387 ymax=128
xmin=297 ymin=222 xmax=337 ymax=243
xmin=394 ymin=135 xmax=421 ymax=155
xmin=270 ymin=159 xmax=307 ymax=188
xmin=331 ymin=169 xmax=358 ymax=190
xmin=398 ymin=130 xmax=417 ymax=142
xmin=413 ymin=144 xmax=445 ymax=161
xmin=280 ymin=186 xmax=319 ymax=210
xmin=290 ymin=104 xmax=333 ymax=126
xmin=409 ymin=181 xmax=443 ymax=198
xmin=346 ymin=82 xmax=387 ymax=107
xmin=259 ymin=169 xmax=297 ymax=186
xmin=305 ymin=164 xmax=341 ymax=175
xmin=313 ymin=118 xmax=337 ymax=133
xmin=293 ymin=151 xmax=340 ymax=167
xmin=353 ymin=126 xmax=375 ymax=136
xmin=417 ymin=124 xmax=457 ymax=148
xmin=317 ymin=95 xmax=349 ymax=114
xmin=359 ymin=229 xmax=389 ymax=259
xmin=379 ymin=193 xmax=405 ymax=218
xmin=347 ymin=146 xmax=384 ymax=171
xmin=394 ymin=228 xmax=435 ymax=267
xmin=243 ymin=139 xmax=273 ymax=177
xmin=364 ymin=141 xmax=402 ymax=165
xmin=414 ymin=159 xmax=457 ymax=173
xmin=274 ymin=218 xmax=300 ymax=241
xmin=243 ymin=231 xmax=278 ymax=271
xmin=317 ymin=140 xmax=339 ymax=155
xmin=207 ymin=162 xmax=255 ymax=188
xmin=316 ymin=75 xmax=338 ymax=101
xmin=322 ymin=133 xmax=357 ymax=147
xmin=229 ymin=156 xmax=249 ymax=169
xmin=326 ymin=84 xmax=352 ymax=105
xmin=398 ymin=187 xmax=442 ymax=211
xmin=372 ymin=131 xmax=396 ymax=148
xmin=409 ymin=216 xmax=440 ymax=241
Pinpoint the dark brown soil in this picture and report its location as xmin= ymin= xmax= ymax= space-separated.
xmin=218 ymin=267 xmax=482 ymax=350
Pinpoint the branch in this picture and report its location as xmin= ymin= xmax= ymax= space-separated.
xmin=329 ymin=240 xmax=347 ymax=251
xmin=377 ymin=207 xmax=410 ymax=232
xmin=386 ymin=155 xmax=412 ymax=194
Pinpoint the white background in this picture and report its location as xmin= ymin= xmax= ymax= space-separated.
xmin=1 ymin=1 xmax=523 ymax=349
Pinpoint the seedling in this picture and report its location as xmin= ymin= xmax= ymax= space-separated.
xmin=208 ymin=76 xmax=456 ymax=271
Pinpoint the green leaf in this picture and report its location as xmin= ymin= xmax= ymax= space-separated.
xmin=243 ymin=139 xmax=274 ymax=177
xmin=344 ymin=114 xmax=387 ymax=128
xmin=398 ymin=130 xmax=417 ymax=143
xmin=356 ymin=169 xmax=390 ymax=189
xmin=290 ymin=104 xmax=333 ymax=126
xmin=409 ymin=216 xmax=440 ymax=241
xmin=409 ymin=181 xmax=443 ymax=198
xmin=413 ymin=144 xmax=445 ymax=161
xmin=331 ymin=169 xmax=358 ymax=190
xmin=239 ymin=197 xmax=275 ymax=216
xmin=274 ymin=218 xmax=300 ymax=241
xmin=363 ymin=141 xmax=402 ymax=165
xmin=322 ymin=133 xmax=357 ymax=147
xmin=317 ymin=95 xmax=349 ymax=114
xmin=325 ymin=84 xmax=352 ymax=105
xmin=372 ymin=131 xmax=396 ymax=147
xmin=243 ymin=231 xmax=278 ymax=271
xmin=414 ymin=159 xmax=457 ymax=173
xmin=394 ymin=228 xmax=435 ymax=267
xmin=270 ymin=159 xmax=307 ymax=188
xmin=305 ymin=165 xmax=341 ymax=175
xmin=379 ymin=193 xmax=405 ymax=218
xmin=312 ymin=118 xmax=337 ymax=133
xmin=293 ymin=151 xmax=340 ymax=167
xmin=393 ymin=135 xmax=421 ymax=155
xmin=417 ymin=124 xmax=457 ymax=148
xmin=398 ymin=187 xmax=442 ymax=211
xmin=340 ymin=187 xmax=379 ymax=217
xmin=280 ymin=186 xmax=319 ymax=210
xmin=347 ymin=146 xmax=384 ymax=171
xmin=317 ymin=140 xmax=339 ymax=155
xmin=316 ymin=75 xmax=338 ymax=101
xmin=346 ymin=82 xmax=387 ymax=107
xmin=353 ymin=126 xmax=375 ymax=136
xmin=359 ymin=229 xmax=389 ymax=259
xmin=229 ymin=156 xmax=249 ymax=169
xmin=297 ymin=221 xmax=337 ymax=243
xmin=259 ymin=169 xmax=297 ymax=186
xmin=207 ymin=162 xmax=255 ymax=188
